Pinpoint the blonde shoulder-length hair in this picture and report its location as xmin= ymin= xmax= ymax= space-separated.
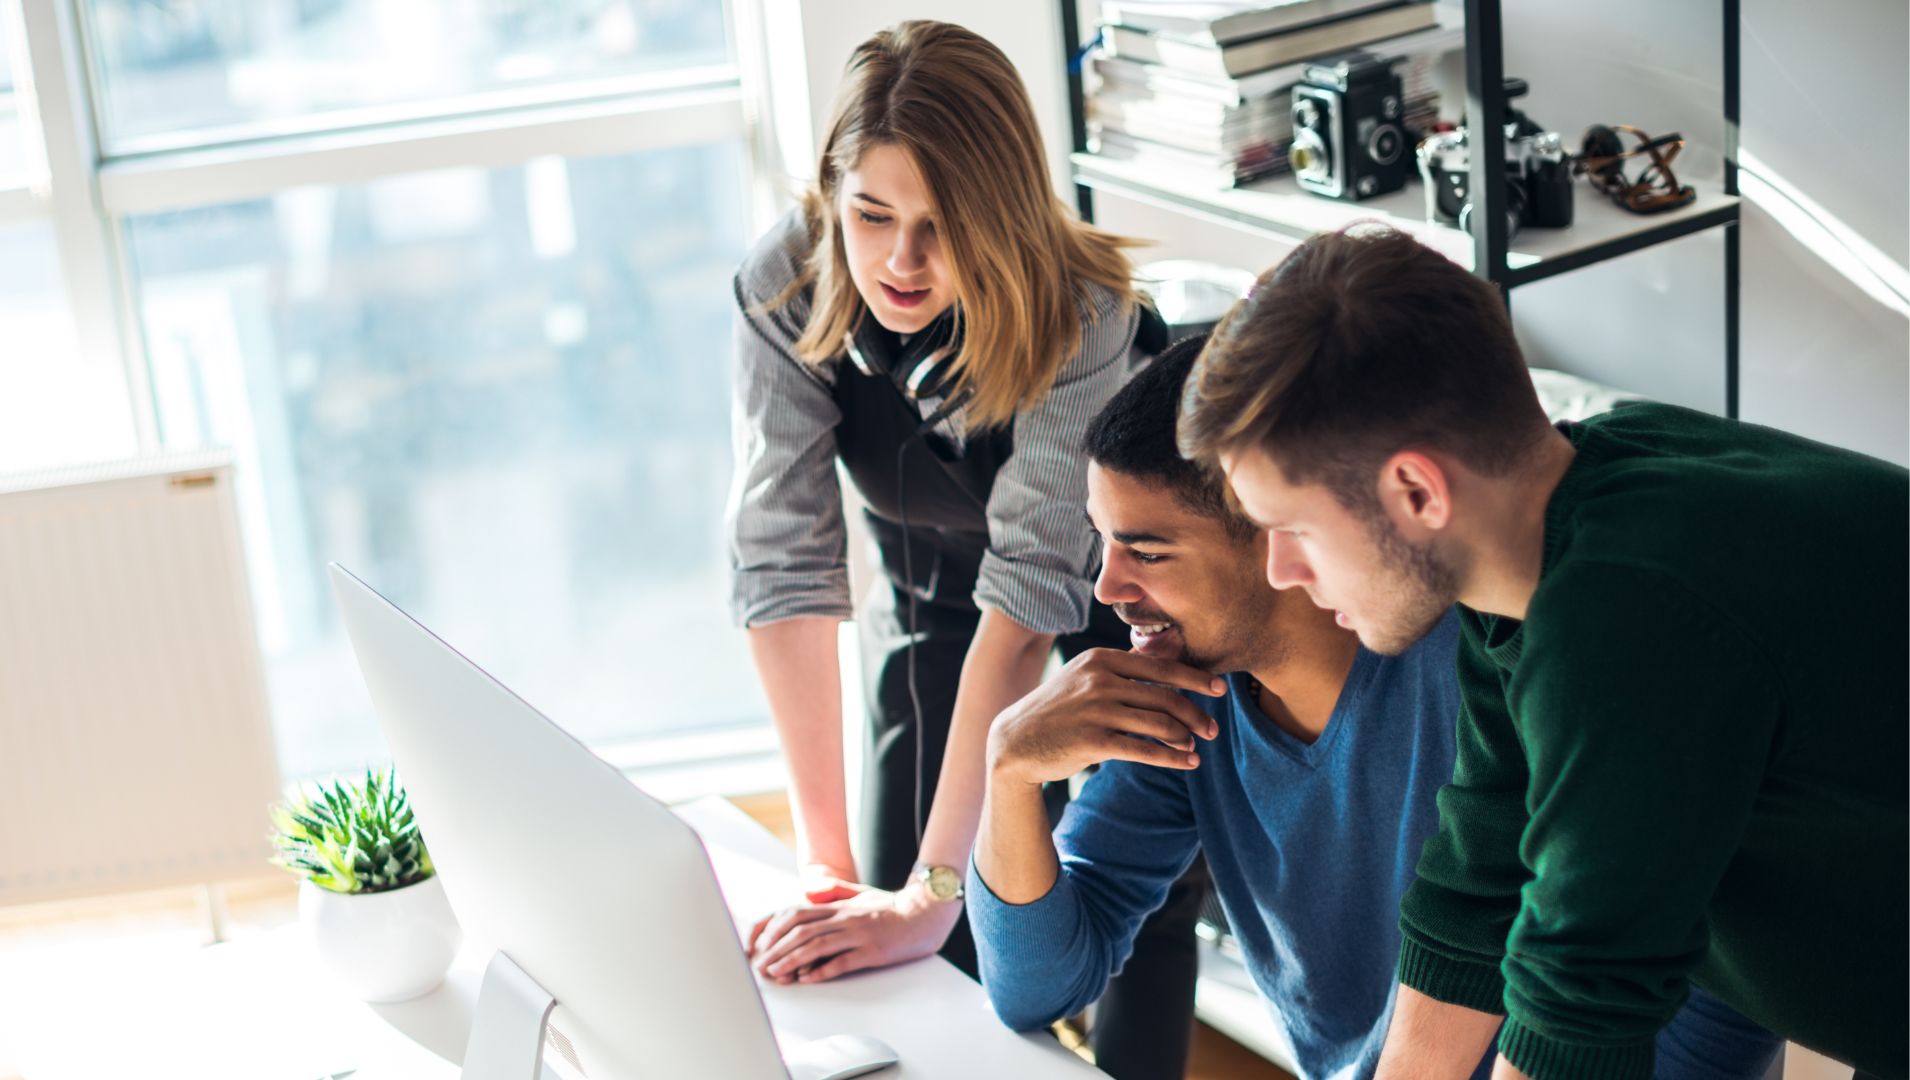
xmin=774 ymin=20 xmax=1141 ymax=429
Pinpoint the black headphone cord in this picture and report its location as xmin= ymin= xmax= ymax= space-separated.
xmin=896 ymin=433 xmax=928 ymax=856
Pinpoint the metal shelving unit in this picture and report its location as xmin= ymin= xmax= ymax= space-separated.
xmin=1062 ymin=0 xmax=1743 ymax=416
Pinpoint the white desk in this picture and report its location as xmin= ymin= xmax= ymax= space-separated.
xmin=5 ymin=797 xmax=1102 ymax=1080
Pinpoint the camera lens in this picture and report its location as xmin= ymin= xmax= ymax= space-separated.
xmin=1457 ymin=196 xmax=1523 ymax=242
xmin=1367 ymin=125 xmax=1403 ymax=166
xmin=1292 ymin=129 xmax=1331 ymax=182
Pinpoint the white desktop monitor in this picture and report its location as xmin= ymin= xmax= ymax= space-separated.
xmin=328 ymin=563 xmax=890 ymax=1080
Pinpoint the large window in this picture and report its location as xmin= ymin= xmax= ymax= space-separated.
xmin=1 ymin=0 xmax=776 ymax=781
xmin=0 ymin=12 xmax=26 ymax=181
xmin=128 ymin=146 xmax=761 ymax=775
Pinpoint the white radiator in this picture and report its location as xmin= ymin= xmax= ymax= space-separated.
xmin=0 ymin=451 xmax=281 ymax=906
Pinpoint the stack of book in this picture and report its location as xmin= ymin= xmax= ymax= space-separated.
xmin=1087 ymin=0 xmax=1461 ymax=187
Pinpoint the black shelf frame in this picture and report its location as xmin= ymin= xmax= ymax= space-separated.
xmin=1060 ymin=0 xmax=1743 ymax=418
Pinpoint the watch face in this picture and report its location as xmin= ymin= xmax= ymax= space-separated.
xmin=923 ymin=865 xmax=962 ymax=901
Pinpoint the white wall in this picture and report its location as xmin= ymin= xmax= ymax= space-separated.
xmin=776 ymin=0 xmax=1073 ymax=192
xmin=1733 ymin=0 xmax=1907 ymax=465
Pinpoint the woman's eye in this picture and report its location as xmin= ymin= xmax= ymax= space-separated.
xmin=857 ymin=210 xmax=890 ymax=226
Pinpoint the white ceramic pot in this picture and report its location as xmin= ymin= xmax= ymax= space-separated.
xmin=299 ymin=875 xmax=463 ymax=1003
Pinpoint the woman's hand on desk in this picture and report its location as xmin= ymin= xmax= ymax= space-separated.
xmin=798 ymin=862 xmax=862 ymax=904
xmin=745 ymin=883 xmax=963 ymax=984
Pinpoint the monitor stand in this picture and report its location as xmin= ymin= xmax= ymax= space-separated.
xmin=458 ymin=949 xmax=899 ymax=1080
xmin=462 ymin=952 xmax=557 ymax=1080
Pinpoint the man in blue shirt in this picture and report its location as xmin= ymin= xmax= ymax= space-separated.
xmin=967 ymin=337 xmax=1782 ymax=1080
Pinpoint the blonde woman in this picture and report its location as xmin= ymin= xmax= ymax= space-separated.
xmin=725 ymin=21 xmax=1200 ymax=1078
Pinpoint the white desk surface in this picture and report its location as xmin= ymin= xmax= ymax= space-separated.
xmin=4 ymin=796 xmax=1102 ymax=1080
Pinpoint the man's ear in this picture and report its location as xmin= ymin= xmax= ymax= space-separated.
xmin=1377 ymin=450 xmax=1452 ymax=537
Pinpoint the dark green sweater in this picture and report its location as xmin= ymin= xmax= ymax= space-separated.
xmin=1396 ymin=403 xmax=1908 ymax=1079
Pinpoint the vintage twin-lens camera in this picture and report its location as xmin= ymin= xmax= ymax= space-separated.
xmin=1290 ymin=51 xmax=1411 ymax=201
xmin=1416 ymin=78 xmax=1574 ymax=239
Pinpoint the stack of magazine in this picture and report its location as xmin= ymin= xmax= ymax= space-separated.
xmin=1087 ymin=0 xmax=1461 ymax=187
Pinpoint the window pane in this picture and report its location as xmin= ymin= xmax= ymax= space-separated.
xmin=126 ymin=143 xmax=764 ymax=779
xmin=85 ymin=0 xmax=732 ymax=151
xmin=0 ymin=223 xmax=136 ymax=472
xmin=0 ymin=6 xmax=29 ymax=182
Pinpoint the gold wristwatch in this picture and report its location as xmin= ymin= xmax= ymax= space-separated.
xmin=912 ymin=862 xmax=965 ymax=902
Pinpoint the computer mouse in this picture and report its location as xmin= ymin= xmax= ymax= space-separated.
xmin=783 ymin=1032 xmax=901 ymax=1080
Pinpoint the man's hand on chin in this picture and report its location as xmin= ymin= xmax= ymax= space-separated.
xmin=986 ymin=647 xmax=1226 ymax=788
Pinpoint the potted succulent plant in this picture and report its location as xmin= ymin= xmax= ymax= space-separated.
xmin=269 ymin=767 xmax=462 ymax=1003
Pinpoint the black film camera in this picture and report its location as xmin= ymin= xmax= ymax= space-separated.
xmin=1416 ymin=78 xmax=1573 ymax=239
xmin=1290 ymin=51 xmax=1411 ymax=201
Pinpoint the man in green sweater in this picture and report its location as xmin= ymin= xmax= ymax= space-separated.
xmin=1176 ymin=225 xmax=1907 ymax=1080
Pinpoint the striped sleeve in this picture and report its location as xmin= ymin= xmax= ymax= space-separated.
xmin=973 ymin=287 xmax=1142 ymax=635
xmin=722 ymin=211 xmax=854 ymax=628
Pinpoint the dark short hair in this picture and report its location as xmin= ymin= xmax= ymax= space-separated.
xmin=1085 ymin=333 xmax=1255 ymax=538
xmin=1177 ymin=226 xmax=1550 ymax=510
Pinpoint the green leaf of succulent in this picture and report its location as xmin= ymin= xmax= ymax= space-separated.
xmin=268 ymin=766 xmax=435 ymax=894
xmin=289 ymin=812 xmax=331 ymax=839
